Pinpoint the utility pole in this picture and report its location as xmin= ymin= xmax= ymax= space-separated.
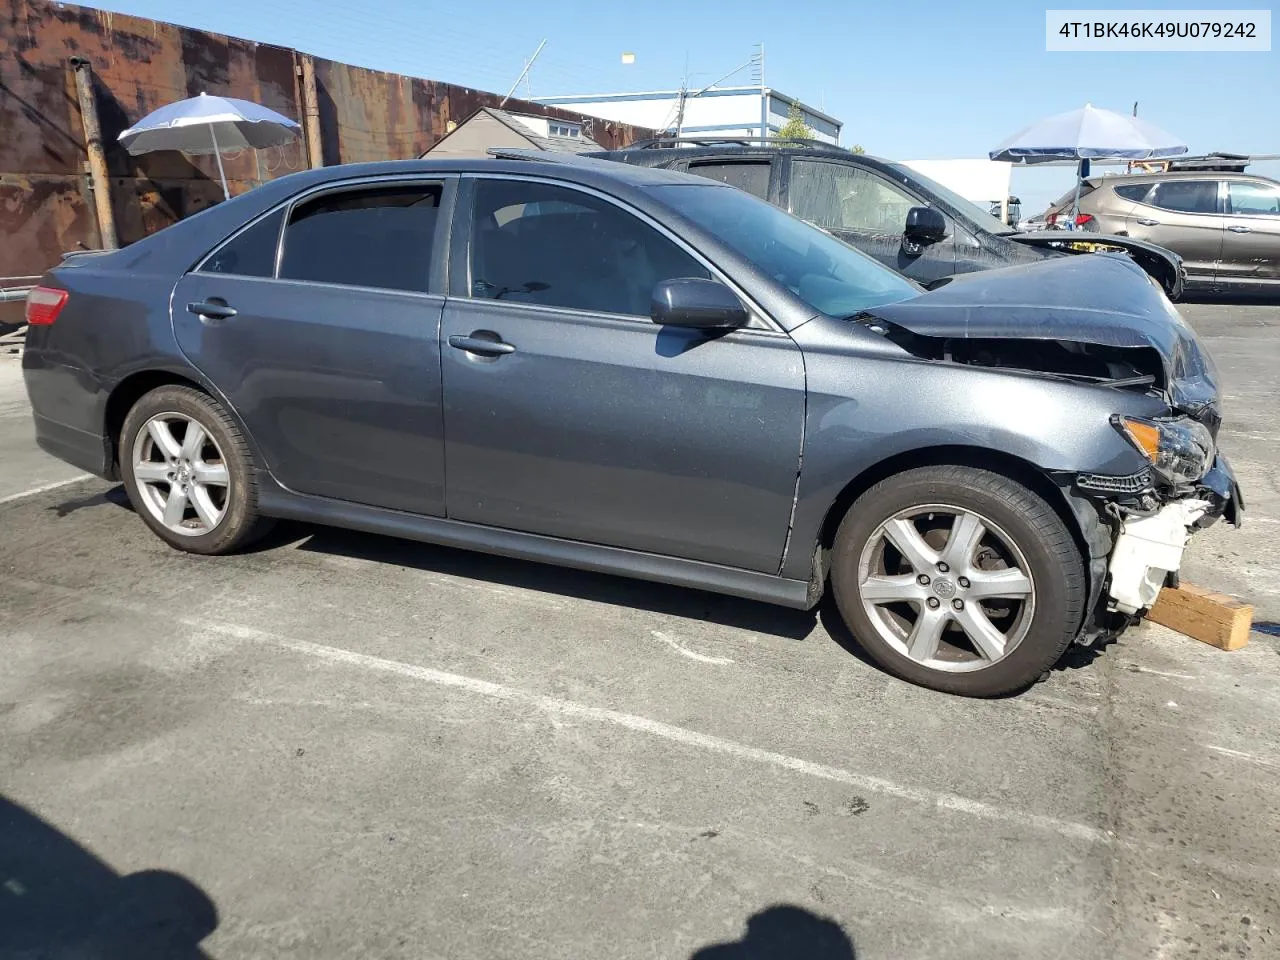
xmin=69 ymin=57 xmax=117 ymax=250
xmin=299 ymin=54 xmax=323 ymax=168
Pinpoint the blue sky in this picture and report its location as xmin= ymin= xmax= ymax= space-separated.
xmin=84 ymin=0 xmax=1279 ymax=214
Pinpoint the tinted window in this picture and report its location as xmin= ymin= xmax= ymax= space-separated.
xmin=654 ymin=183 xmax=917 ymax=318
xmin=279 ymin=185 xmax=441 ymax=292
xmin=200 ymin=209 xmax=283 ymax=277
xmin=469 ymin=179 xmax=710 ymax=316
xmin=1114 ymin=184 xmax=1152 ymax=203
xmin=1228 ymin=181 xmax=1280 ymax=216
xmin=687 ymin=161 xmax=772 ymax=199
xmin=791 ymin=161 xmax=918 ymax=234
xmin=1149 ymin=181 xmax=1219 ymax=214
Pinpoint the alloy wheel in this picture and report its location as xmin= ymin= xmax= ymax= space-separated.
xmin=856 ymin=504 xmax=1037 ymax=673
xmin=132 ymin=412 xmax=230 ymax=536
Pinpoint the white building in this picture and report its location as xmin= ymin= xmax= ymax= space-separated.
xmin=531 ymin=86 xmax=842 ymax=145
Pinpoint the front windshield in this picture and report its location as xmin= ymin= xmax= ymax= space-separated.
xmin=887 ymin=162 xmax=1018 ymax=235
xmin=656 ymin=184 xmax=918 ymax=317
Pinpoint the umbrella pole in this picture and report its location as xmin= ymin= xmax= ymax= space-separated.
xmin=1070 ymin=159 xmax=1084 ymax=229
xmin=209 ymin=125 xmax=230 ymax=201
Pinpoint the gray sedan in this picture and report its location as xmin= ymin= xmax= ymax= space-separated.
xmin=21 ymin=153 xmax=1241 ymax=696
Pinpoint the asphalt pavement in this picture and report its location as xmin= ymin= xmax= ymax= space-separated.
xmin=1 ymin=302 xmax=1277 ymax=959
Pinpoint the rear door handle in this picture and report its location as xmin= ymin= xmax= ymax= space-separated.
xmin=1228 ymin=225 xmax=1252 ymax=233
xmin=187 ymin=299 xmax=237 ymax=320
xmin=448 ymin=333 xmax=516 ymax=356
xmin=1136 ymin=218 xmax=1160 ymax=226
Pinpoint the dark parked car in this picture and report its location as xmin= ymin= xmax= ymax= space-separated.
xmin=22 ymin=153 xmax=1240 ymax=697
xmin=1044 ymin=171 xmax=1280 ymax=293
xmin=589 ymin=139 xmax=1185 ymax=298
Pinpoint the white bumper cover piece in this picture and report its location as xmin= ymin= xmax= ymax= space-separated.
xmin=1107 ymin=499 xmax=1211 ymax=615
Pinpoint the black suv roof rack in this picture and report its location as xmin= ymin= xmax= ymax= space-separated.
xmin=624 ymin=136 xmax=840 ymax=151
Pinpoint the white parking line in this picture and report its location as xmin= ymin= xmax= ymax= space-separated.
xmin=1205 ymin=745 xmax=1280 ymax=770
xmin=0 ymin=474 xmax=92 ymax=506
xmin=650 ymin=629 xmax=734 ymax=665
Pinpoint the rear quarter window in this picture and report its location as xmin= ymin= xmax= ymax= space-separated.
xmin=1113 ymin=184 xmax=1151 ymax=203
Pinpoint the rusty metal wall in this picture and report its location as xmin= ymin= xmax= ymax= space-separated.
xmin=0 ymin=0 xmax=653 ymax=282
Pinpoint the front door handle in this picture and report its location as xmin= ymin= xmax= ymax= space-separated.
xmin=187 ymin=299 xmax=237 ymax=321
xmin=1136 ymin=218 xmax=1160 ymax=226
xmin=448 ymin=333 xmax=516 ymax=356
xmin=1228 ymin=225 xmax=1252 ymax=233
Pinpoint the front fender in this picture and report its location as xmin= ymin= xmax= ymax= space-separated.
xmin=779 ymin=342 xmax=1161 ymax=581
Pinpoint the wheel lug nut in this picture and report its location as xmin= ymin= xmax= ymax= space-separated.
xmin=926 ymin=597 xmax=940 ymax=609
xmin=952 ymin=599 xmax=964 ymax=610
xmin=937 ymin=562 xmax=950 ymax=573
xmin=916 ymin=574 xmax=930 ymax=586
xmin=958 ymin=576 xmax=970 ymax=588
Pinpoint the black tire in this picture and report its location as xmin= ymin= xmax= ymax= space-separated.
xmin=830 ymin=465 xmax=1086 ymax=697
xmin=119 ymin=384 xmax=274 ymax=555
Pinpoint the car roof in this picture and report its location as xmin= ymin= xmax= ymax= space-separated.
xmin=1091 ymin=169 xmax=1280 ymax=185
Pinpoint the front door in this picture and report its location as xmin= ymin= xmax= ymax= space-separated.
xmin=1221 ymin=179 xmax=1280 ymax=284
xmin=1127 ymin=179 xmax=1225 ymax=282
xmin=786 ymin=158 xmax=956 ymax=285
xmin=440 ymin=176 xmax=806 ymax=574
xmin=172 ymin=179 xmax=451 ymax=516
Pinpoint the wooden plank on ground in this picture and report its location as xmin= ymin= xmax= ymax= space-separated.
xmin=1146 ymin=583 xmax=1254 ymax=650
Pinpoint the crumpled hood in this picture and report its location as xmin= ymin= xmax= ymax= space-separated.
xmin=865 ymin=254 xmax=1218 ymax=413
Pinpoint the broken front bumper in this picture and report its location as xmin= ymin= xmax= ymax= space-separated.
xmin=1105 ymin=455 xmax=1242 ymax=615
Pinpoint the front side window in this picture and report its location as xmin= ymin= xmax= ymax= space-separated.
xmin=200 ymin=209 xmax=284 ymax=277
xmin=1148 ymin=180 xmax=1219 ymax=215
xmin=278 ymin=184 xmax=442 ymax=292
xmin=468 ymin=179 xmax=710 ymax=316
xmin=687 ymin=161 xmax=772 ymax=200
xmin=790 ymin=161 xmax=918 ymax=234
xmin=1227 ymin=181 xmax=1280 ymax=216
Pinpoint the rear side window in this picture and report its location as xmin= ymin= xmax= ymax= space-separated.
xmin=686 ymin=161 xmax=772 ymax=199
xmin=279 ymin=184 xmax=442 ymax=292
xmin=200 ymin=209 xmax=284 ymax=277
xmin=1113 ymin=184 xmax=1151 ymax=203
xmin=1148 ymin=181 xmax=1219 ymax=214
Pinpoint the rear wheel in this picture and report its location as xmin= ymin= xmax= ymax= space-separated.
xmin=830 ymin=465 xmax=1085 ymax=697
xmin=120 ymin=385 xmax=273 ymax=554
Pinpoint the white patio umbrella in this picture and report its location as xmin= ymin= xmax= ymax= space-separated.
xmin=990 ymin=103 xmax=1187 ymax=224
xmin=118 ymin=92 xmax=301 ymax=201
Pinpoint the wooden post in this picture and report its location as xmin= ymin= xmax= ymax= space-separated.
xmin=70 ymin=57 xmax=118 ymax=250
xmin=299 ymin=54 xmax=324 ymax=169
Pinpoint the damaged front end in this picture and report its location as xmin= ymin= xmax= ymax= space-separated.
xmin=856 ymin=255 xmax=1244 ymax=645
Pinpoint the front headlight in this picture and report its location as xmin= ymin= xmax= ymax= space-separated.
xmin=1115 ymin=416 xmax=1214 ymax=484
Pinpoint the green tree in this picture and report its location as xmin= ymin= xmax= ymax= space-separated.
xmin=848 ymin=143 xmax=866 ymax=154
xmin=774 ymin=102 xmax=813 ymax=141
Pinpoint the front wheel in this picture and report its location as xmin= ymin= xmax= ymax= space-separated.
xmin=830 ymin=466 xmax=1086 ymax=697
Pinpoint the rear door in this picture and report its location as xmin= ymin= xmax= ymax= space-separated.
xmin=1221 ymin=180 xmax=1280 ymax=283
xmin=785 ymin=158 xmax=956 ymax=285
xmin=172 ymin=177 xmax=452 ymax=516
xmin=439 ymin=175 xmax=805 ymax=573
xmin=1128 ymin=179 xmax=1225 ymax=281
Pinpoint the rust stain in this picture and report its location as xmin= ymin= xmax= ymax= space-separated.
xmin=1 ymin=0 xmax=656 ymax=278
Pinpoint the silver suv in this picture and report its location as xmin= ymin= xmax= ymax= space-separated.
xmin=1047 ymin=171 xmax=1280 ymax=293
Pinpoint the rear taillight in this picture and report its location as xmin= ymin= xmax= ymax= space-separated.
xmin=1073 ymin=214 xmax=1094 ymax=227
xmin=1047 ymin=213 xmax=1058 ymax=226
xmin=25 ymin=286 xmax=69 ymax=326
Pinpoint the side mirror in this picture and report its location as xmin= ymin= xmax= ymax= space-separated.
xmin=650 ymin=278 xmax=748 ymax=330
xmin=903 ymin=206 xmax=947 ymax=248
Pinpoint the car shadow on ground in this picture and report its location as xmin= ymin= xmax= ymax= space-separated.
xmin=0 ymin=794 xmax=217 ymax=958
xmin=287 ymin=520 xmax=823 ymax=642
xmin=688 ymin=905 xmax=857 ymax=959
